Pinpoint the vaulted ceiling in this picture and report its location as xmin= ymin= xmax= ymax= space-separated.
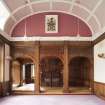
xmin=1 ymin=0 xmax=105 ymax=39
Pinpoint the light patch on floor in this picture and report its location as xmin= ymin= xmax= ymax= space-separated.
xmin=0 ymin=95 xmax=105 ymax=105
xmin=13 ymin=84 xmax=34 ymax=91
xmin=13 ymin=84 xmax=45 ymax=91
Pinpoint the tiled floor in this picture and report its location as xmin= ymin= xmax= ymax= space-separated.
xmin=0 ymin=95 xmax=105 ymax=105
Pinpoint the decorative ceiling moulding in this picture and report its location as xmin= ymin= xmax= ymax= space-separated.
xmin=52 ymin=2 xmax=70 ymax=11
xmin=1 ymin=0 xmax=105 ymax=41
xmin=75 ymin=0 xmax=99 ymax=11
xmin=4 ymin=0 xmax=96 ymax=35
xmin=9 ymin=11 xmax=93 ymax=36
xmin=88 ymin=16 xmax=100 ymax=34
xmin=92 ymin=15 xmax=101 ymax=31
xmin=72 ymin=5 xmax=89 ymax=20
xmin=11 ymin=0 xmax=49 ymax=14
xmin=92 ymin=26 xmax=105 ymax=41
xmin=4 ymin=0 xmax=28 ymax=11
xmin=31 ymin=2 xmax=50 ymax=12
xmin=13 ymin=6 xmax=31 ymax=20
xmin=2 ymin=0 xmax=100 ymax=39
xmin=72 ymin=1 xmax=100 ymax=35
xmin=3 ymin=0 xmax=102 ymax=38
xmin=94 ymin=0 xmax=105 ymax=27
xmin=4 ymin=17 xmax=15 ymax=35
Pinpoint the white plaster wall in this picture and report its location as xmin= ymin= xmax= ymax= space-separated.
xmin=94 ymin=39 xmax=105 ymax=83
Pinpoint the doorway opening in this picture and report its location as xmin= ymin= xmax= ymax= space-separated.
xmin=40 ymin=57 xmax=63 ymax=93
xmin=69 ymin=57 xmax=91 ymax=94
xmin=12 ymin=57 xmax=35 ymax=94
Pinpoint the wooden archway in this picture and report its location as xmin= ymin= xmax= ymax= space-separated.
xmin=40 ymin=56 xmax=63 ymax=87
xmin=11 ymin=55 xmax=35 ymax=92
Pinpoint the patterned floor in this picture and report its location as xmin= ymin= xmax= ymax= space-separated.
xmin=0 ymin=95 xmax=105 ymax=105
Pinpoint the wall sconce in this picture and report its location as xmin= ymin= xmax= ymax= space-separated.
xmin=98 ymin=53 xmax=105 ymax=58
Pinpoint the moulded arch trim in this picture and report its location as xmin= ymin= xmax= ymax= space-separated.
xmin=40 ymin=55 xmax=64 ymax=66
xmin=69 ymin=56 xmax=92 ymax=75
xmin=14 ymin=54 xmax=35 ymax=64
xmin=69 ymin=56 xmax=91 ymax=66
xmin=68 ymin=56 xmax=92 ymax=89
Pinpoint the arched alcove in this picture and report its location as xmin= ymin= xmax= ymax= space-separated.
xmin=12 ymin=57 xmax=35 ymax=93
xmin=40 ymin=57 xmax=63 ymax=89
xmin=69 ymin=56 xmax=91 ymax=93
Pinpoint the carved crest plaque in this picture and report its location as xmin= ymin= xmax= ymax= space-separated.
xmin=45 ymin=15 xmax=58 ymax=33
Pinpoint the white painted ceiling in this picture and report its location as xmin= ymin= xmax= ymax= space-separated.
xmin=1 ymin=0 xmax=105 ymax=39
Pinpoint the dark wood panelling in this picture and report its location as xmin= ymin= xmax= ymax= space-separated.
xmin=0 ymin=34 xmax=11 ymax=45
xmin=0 ymin=81 xmax=11 ymax=96
xmin=11 ymin=41 xmax=94 ymax=94
xmin=69 ymin=57 xmax=90 ymax=87
xmin=93 ymin=32 xmax=105 ymax=45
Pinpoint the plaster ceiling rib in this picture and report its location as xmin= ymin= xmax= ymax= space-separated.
xmin=27 ymin=0 xmax=34 ymax=13
xmin=9 ymin=0 xmax=94 ymax=35
xmin=69 ymin=0 xmax=76 ymax=12
xmin=11 ymin=1 xmax=48 ymax=15
xmin=49 ymin=0 xmax=53 ymax=10
xmin=93 ymin=15 xmax=101 ymax=30
xmin=86 ymin=0 xmax=103 ymax=22
xmin=2 ymin=0 xmax=17 ymax=22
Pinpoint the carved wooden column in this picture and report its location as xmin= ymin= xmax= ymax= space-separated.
xmin=63 ymin=43 xmax=69 ymax=93
xmin=35 ymin=42 xmax=40 ymax=94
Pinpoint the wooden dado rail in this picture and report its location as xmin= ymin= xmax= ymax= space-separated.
xmin=94 ymin=81 xmax=105 ymax=99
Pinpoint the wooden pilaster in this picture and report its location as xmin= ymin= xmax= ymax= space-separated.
xmin=35 ymin=42 xmax=40 ymax=94
xmin=63 ymin=43 xmax=69 ymax=93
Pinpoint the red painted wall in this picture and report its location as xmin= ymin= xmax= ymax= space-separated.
xmin=12 ymin=12 xmax=92 ymax=37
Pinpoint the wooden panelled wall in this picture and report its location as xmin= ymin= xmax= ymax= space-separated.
xmin=0 ymin=37 xmax=11 ymax=97
xmin=11 ymin=41 xmax=94 ymax=94
xmin=1 ymin=34 xmax=105 ymax=96
xmin=94 ymin=82 xmax=105 ymax=99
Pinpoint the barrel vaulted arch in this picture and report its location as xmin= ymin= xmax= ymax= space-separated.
xmin=0 ymin=0 xmax=104 ymax=40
